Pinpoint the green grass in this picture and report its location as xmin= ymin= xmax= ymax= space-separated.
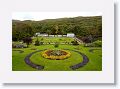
xmin=33 ymin=37 xmax=74 ymax=43
xmin=12 ymin=37 xmax=102 ymax=71
xmin=30 ymin=48 xmax=83 ymax=71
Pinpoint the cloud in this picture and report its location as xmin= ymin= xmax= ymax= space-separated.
xmin=12 ymin=12 xmax=102 ymax=21
xmin=23 ymin=14 xmax=34 ymax=20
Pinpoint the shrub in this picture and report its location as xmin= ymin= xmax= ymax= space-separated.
xmin=54 ymin=42 xmax=59 ymax=48
xmin=59 ymin=38 xmax=62 ymax=41
xmin=74 ymin=46 xmax=80 ymax=50
xmin=35 ymin=39 xmax=40 ymax=46
xmin=93 ymin=40 xmax=102 ymax=47
xmin=84 ymin=40 xmax=102 ymax=47
xmin=79 ymin=35 xmax=93 ymax=43
xmin=30 ymin=48 xmax=37 ymax=50
xmin=23 ymin=37 xmax=32 ymax=47
xmin=41 ymin=38 xmax=43 ymax=41
xmin=84 ymin=43 xmax=94 ymax=47
xmin=12 ymin=43 xmax=27 ymax=48
xmin=39 ymin=42 xmax=43 ymax=45
xmin=71 ymin=40 xmax=79 ymax=45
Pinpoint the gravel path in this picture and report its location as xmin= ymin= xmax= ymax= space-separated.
xmin=64 ymin=49 xmax=89 ymax=70
xmin=24 ymin=50 xmax=44 ymax=70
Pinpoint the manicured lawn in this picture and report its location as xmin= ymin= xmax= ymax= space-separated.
xmin=12 ymin=37 xmax=102 ymax=71
xmin=32 ymin=37 xmax=74 ymax=44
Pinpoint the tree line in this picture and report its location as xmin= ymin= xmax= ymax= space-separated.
xmin=12 ymin=16 xmax=102 ymax=42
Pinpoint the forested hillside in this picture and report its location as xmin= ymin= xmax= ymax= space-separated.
xmin=12 ymin=16 xmax=102 ymax=42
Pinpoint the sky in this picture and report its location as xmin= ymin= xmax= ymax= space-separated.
xmin=12 ymin=12 xmax=102 ymax=21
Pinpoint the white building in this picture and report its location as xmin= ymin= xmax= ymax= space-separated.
xmin=35 ymin=33 xmax=48 ymax=37
xmin=67 ymin=33 xmax=75 ymax=37
xmin=35 ymin=32 xmax=40 ymax=36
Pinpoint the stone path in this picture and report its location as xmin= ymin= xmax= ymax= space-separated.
xmin=12 ymin=50 xmax=24 ymax=53
xmin=64 ymin=49 xmax=89 ymax=70
xmin=24 ymin=50 xmax=44 ymax=70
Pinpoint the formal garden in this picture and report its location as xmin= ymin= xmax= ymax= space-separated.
xmin=12 ymin=36 xmax=102 ymax=71
xmin=12 ymin=16 xmax=102 ymax=71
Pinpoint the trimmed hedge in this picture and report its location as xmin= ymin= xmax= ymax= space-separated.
xmin=71 ymin=40 xmax=79 ymax=45
xmin=84 ymin=40 xmax=102 ymax=47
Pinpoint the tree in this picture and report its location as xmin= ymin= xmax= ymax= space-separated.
xmin=12 ymin=22 xmax=34 ymax=41
xmin=61 ymin=29 xmax=65 ymax=37
xmin=35 ymin=38 xmax=40 ymax=46
xmin=13 ymin=16 xmax=102 ymax=42
xmin=55 ymin=25 xmax=59 ymax=37
xmin=46 ymin=29 xmax=51 ymax=37
xmin=23 ymin=37 xmax=32 ymax=47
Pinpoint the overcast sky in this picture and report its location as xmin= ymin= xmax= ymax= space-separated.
xmin=12 ymin=12 xmax=102 ymax=21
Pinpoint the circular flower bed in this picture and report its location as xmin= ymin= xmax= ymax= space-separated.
xmin=42 ymin=49 xmax=71 ymax=60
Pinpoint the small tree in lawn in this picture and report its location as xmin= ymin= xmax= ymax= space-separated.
xmin=55 ymin=25 xmax=59 ymax=37
xmin=46 ymin=29 xmax=51 ymax=37
xmin=35 ymin=38 xmax=40 ymax=46
xmin=54 ymin=42 xmax=59 ymax=48
xmin=61 ymin=29 xmax=65 ymax=37
xmin=23 ymin=37 xmax=32 ymax=48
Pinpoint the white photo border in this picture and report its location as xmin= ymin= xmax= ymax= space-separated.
xmin=0 ymin=0 xmax=114 ymax=83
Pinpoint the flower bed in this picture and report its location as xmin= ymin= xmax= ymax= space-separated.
xmin=42 ymin=49 xmax=71 ymax=60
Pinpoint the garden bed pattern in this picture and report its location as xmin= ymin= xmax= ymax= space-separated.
xmin=24 ymin=50 xmax=45 ymax=70
xmin=64 ymin=49 xmax=89 ymax=70
xmin=24 ymin=49 xmax=89 ymax=70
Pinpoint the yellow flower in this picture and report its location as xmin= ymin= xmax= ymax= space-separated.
xmin=41 ymin=49 xmax=71 ymax=60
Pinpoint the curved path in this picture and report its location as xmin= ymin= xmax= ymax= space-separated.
xmin=64 ymin=49 xmax=89 ymax=70
xmin=24 ymin=50 xmax=44 ymax=70
xmin=89 ymin=49 xmax=101 ymax=53
xmin=24 ymin=49 xmax=89 ymax=70
xmin=12 ymin=50 xmax=24 ymax=53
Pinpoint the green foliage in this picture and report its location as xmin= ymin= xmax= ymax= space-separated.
xmin=84 ymin=40 xmax=102 ymax=47
xmin=35 ymin=39 xmax=40 ymax=46
xmin=39 ymin=42 xmax=43 ymax=45
xmin=71 ymin=40 xmax=79 ymax=45
xmin=23 ymin=37 xmax=32 ymax=47
xmin=54 ymin=42 xmax=59 ymax=48
xmin=12 ymin=37 xmax=102 ymax=71
xmin=12 ymin=16 xmax=102 ymax=41
xmin=41 ymin=38 xmax=43 ymax=41
xmin=93 ymin=40 xmax=102 ymax=47
xmin=12 ymin=22 xmax=34 ymax=41
xmin=59 ymin=38 xmax=62 ymax=41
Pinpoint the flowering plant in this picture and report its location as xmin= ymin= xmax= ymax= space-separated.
xmin=41 ymin=49 xmax=71 ymax=60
